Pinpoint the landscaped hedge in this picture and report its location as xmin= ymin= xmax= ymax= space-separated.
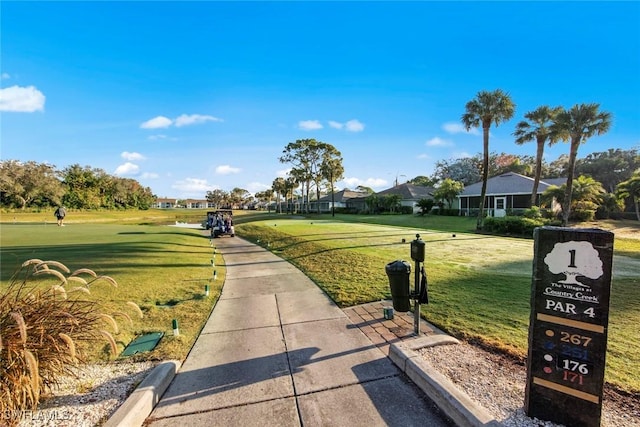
xmin=483 ymin=216 xmax=560 ymax=237
xmin=399 ymin=206 xmax=414 ymax=214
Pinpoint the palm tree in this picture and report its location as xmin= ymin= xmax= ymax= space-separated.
xmin=542 ymin=176 xmax=606 ymax=221
xmin=461 ymin=89 xmax=516 ymax=230
xmin=616 ymin=171 xmax=640 ymax=221
xmin=272 ymin=177 xmax=286 ymax=214
xmin=513 ymin=106 xmax=562 ymax=207
xmin=284 ymin=176 xmax=297 ymax=214
xmin=320 ymin=146 xmax=344 ymax=217
xmin=551 ymin=104 xmax=612 ymax=226
xmin=571 ymin=175 xmax=605 ymax=220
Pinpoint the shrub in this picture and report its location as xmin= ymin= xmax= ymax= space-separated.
xmin=0 ymin=260 xmax=143 ymax=420
xmin=416 ymin=198 xmax=435 ymax=216
xmin=523 ymin=206 xmax=543 ymax=219
xmin=570 ymin=209 xmax=596 ymax=222
xmin=483 ymin=216 xmax=547 ymax=237
xmin=399 ymin=205 xmax=414 ymax=215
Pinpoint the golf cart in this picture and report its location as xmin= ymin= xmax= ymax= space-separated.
xmin=206 ymin=210 xmax=235 ymax=238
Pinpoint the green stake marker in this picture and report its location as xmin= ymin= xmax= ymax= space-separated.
xmin=205 ymin=284 xmax=210 ymax=296
xmin=172 ymin=319 xmax=179 ymax=336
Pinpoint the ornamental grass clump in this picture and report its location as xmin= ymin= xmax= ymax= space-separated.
xmin=0 ymin=259 xmax=143 ymax=419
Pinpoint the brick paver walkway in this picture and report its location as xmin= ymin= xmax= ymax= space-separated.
xmin=343 ymin=301 xmax=439 ymax=355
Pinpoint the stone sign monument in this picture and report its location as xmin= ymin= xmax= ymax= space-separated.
xmin=525 ymin=226 xmax=614 ymax=427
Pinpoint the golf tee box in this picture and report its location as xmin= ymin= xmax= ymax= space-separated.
xmin=525 ymin=227 xmax=614 ymax=427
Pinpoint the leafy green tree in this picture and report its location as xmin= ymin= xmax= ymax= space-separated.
xmin=280 ymin=139 xmax=324 ymax=214
xmin=576 ymin=148 xmax=640 ymax=193
xmin=229 ymin=187 xmax=251 ymax=208
xmin=416 ymin=198 xmax=435 ymax=215
xmin=279 ymin=139 xmax=344 ymax=215
xmin=597 ymin=192 xmax=624 ymax=219
xmin=408 ymin=176 xmax=436 ymax=187
xmin=490 ymin=153 xmax=534 ymax=177
xmin=547 ymin=154 xmax=570 ymax=178
xmin=513 ymin=106 xmax=562 ymax=206
xmin=61 ymin=164 xmax=106 ymax=209
xmin=461 ymin=89 xmax=516 ymax=229
xmin=432 ymin=178 xmax=464 ymax=209
xmin=107 ymin=177 xmax=155 ymax=209
xmin=551 ymin=104 xmax=612 ymax=225
xmin=431 ymin=157 xmax=481 ymax=186
xmin=380 ymin=194 xmax=401 ymax=213
xmin=254 ymin=189 xmax=274 ymax=211
xmin=0 ymin=160 xmax=64 ymax=208
xmin=365 ymin=194 xmax=379 ymax=213
xmin=355 ymin=185 xmax=375 ymax=195
xmin=616 ymin=171 xmax=640 ymax=220
xmin=206 ymin=189 xmax=229 ymax=209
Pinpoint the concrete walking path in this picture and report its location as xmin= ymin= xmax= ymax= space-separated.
xmin=143 ymin=236 xmax=452 ymax=426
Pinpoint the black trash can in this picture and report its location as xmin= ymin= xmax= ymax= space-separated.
xmin=385 ymin=260 xmax=411 ymax=312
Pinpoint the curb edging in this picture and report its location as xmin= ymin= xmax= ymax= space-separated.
xmin=104 ymin=360 xmax=181 ymax=427
xmin=389 ymin=336 xmax=502 ymax=427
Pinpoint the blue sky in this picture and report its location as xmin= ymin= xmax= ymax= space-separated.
xmin=2 ymin=1 xmax=639 ymax=199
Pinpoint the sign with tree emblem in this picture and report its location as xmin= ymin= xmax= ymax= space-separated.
xmin=525 ymin=226 xmax=614 ymax=427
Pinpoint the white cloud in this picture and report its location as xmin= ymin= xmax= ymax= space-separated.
xmin=1 ymin=73 xmax=10 ymax=79
xmin=0 ymin=85 xmax=45 ymax=112
xmin=443 ymin=122 xmax=479 ymax=135
xmin=121 ymin=151 xmax=145 ymax=161
xmin=114 ymin=162 xmax=140 ymax=176
xmin=140 ymin=172 xmax=159 ymax=179
xmin=329 ymin=119 xmax=365 ymax=132
xmin=276 ymin=168 xmax=292 ymax=178
xmin=215 ymin=165 xmax=241 ymax=175
xmin=142 ymin=114 xmax=223 ymax=129
xmin=247 ymin=182 xmax=270 ymax=193
xmin=148 ymin=134 xmax=167 ymax=140
xmin=452 ymin=151 xmax=472 ymax=158
xmin=426 ymin=137 xmax=453 ymax=147
xmin=175 ymin=114 xmax=222 ymax=127
xmin=345 ymin=119 xmax=365 ymax=132
xmin=140 ymin=116 xmax=172 ymax=129
xmin=172 ymin=178 xmax=217 ymax=193
xmin=298 ymin=120 xmax=323 ymax=131
xmin=417 ymin=153 xmax=430 ymax=159
xmin=341 ymin=177 xmax=388 ymax=189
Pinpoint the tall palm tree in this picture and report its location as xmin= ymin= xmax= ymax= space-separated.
xmin=513 ymin=105 xmax=562 ymax=207
xmin=272 ymin=177 xmax=286 ymax=214
xmin=320 ymin=145 xmax=344 ymax=217
xmin=551 ymin=104 xmax=612 ymax=226
xmin=461 ymin=89 xmax=516 ymax=230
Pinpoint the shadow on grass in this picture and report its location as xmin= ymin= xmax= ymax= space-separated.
xmin=0 ymin=238 xmax=214 ymax=282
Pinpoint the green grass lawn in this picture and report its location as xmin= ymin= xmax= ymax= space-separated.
xmin=237 ymin=215 xmax=640 ymax=394
xmin=0 ymin=217 xmax=223 ymax=362
xmin=2 ymin=210 xmax=638 ymax=395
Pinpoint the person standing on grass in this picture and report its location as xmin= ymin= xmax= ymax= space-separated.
xmin=54 ymin=205 xmax=66 ymax=226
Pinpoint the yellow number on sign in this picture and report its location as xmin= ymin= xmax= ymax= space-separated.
xmin=560 ymin=331 xmax=592 ymax=347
